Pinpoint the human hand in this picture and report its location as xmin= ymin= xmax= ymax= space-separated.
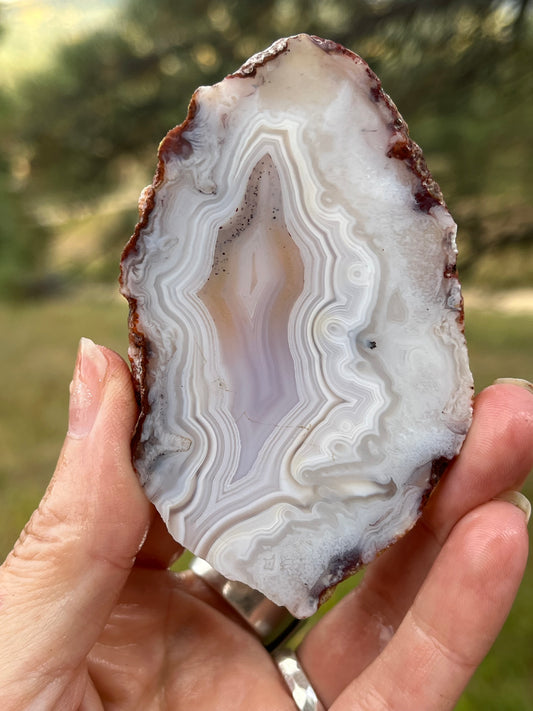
xmin=0 ymin=338 xmax=531 ymax=710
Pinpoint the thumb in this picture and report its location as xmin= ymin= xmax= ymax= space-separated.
xmin=0 ymin=338 xmax=151 ymax=706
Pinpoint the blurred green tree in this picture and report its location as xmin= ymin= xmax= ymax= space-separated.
xmin=5 ymin=0 xmax=533 ymax=295
xmin=0 ymin=9 xmax=50 ymax=299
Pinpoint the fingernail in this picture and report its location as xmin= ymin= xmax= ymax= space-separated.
xmin=492 ymin=378 xmax=533 ymax=395
xmin=494 ymin=490 xmax=531 ymax=524
xmin=68 ymin=338 xmax=108 ymax=439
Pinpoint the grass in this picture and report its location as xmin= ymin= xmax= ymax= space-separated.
xmin=464 ymin=307 xmax=533 ymax=392
xmin=1 ymin=289 xmax=532 ymax=708
xmin=0 ymin=286 xmax=129 ymax=559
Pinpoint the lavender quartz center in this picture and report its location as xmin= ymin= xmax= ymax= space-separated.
xmin=198 ymin=155 xmax=304 ymax=482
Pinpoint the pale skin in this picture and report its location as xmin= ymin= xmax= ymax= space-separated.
xmin=0 ymin=338 xmax=532 ymax=710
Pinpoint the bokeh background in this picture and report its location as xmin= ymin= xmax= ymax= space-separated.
xmin=0 ymin=1 xmax=531 ymax=707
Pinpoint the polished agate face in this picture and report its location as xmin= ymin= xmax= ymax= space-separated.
xmin=120 ymin=35 xmax=473 ymax=618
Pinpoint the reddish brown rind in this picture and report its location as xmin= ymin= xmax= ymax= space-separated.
xmin=359 ymin=65 xmax=446 ymax=215
xmin=386 ymin=124 xmax=444 ymax=214
xmin=120 ymin=182 xmax=157 ymax=432
xmin=228 ymin=37 xmax=289 ymax=79
xmin=157 ymin=96 xmax=199 ymax=172
xmin=315 ymin=549 xmax=364 ymax=608
xmin=314 ymin=453 xmax=453 ymax=606
xmin=444 ymin=263 xmax=458 ymax=278
xmin=456 ymin=299 xmax=466 ymax=329
xmin=120 ymin=188 xmax=156 ymax=455
xmin=119 ymin=290 xmax=154 ymax=462
xmin=418 ymin=456 xmax=452 ymax=512
xmin=309 ymin=34 xmax=365 ymax=64
xmin=120 ymin=96 xmax=203 ymax=452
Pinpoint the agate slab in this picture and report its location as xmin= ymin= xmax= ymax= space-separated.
xmin=120 ymin=34 xmax=474 ymax=618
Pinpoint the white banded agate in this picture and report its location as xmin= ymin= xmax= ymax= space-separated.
xmin=120 ymin=34 xmax=474 ymax=618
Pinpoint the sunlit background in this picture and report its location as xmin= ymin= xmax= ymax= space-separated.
xmin=0 ymin=1 xmax=531 ymax=708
